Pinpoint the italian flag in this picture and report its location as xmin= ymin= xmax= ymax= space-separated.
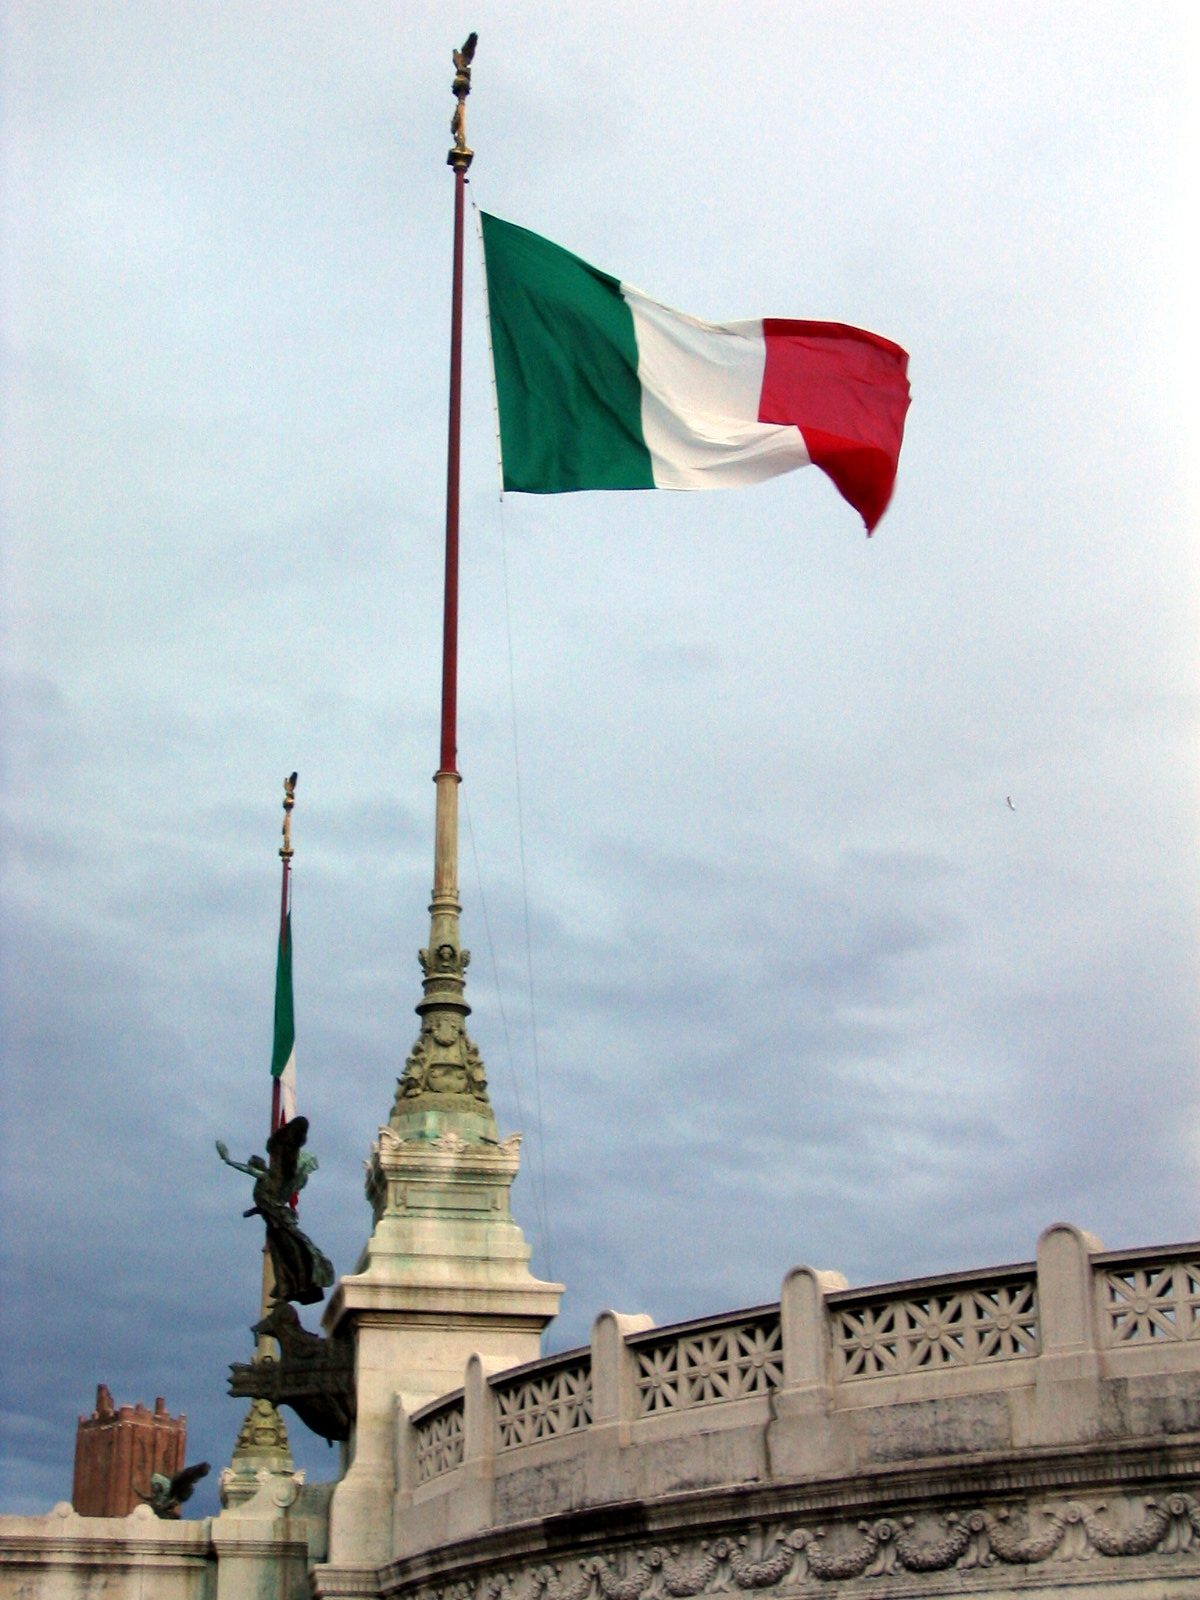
xmin=271 ymin=910 xmax=296 ymax=1126
xmin=480 ymin=213 xmax=911 ymax=533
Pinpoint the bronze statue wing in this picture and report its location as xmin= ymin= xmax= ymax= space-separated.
xmin=169 ymin=1462 xmax=210 ymax=1504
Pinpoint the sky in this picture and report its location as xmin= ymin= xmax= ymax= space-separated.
xmin=2 ymin=0 xmax=1199 ymax=1518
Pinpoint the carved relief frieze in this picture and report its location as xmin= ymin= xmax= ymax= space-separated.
xmin=397 ymin=1493 xmax=1200 ymax=1600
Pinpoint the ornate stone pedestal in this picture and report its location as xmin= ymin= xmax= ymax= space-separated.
xmin=322 ymin=782 xmax=562 ymax=1568
xmin=219 ymin=1400 xmax=293 ymax=1510
xmin=322 ymin=1115 xmax=561 ymax=1567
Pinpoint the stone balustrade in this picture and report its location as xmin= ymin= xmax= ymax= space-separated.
xmin=1093 ymin=1241 xmax=1200 ymax=1346
xmin=411 ymin=1390 xmax=465 ymax=1484
xmin=401 ymin=1262 xmax=1048 ymax=1489
xmin=827 ymin=1264 xmax=1039 ymax=1379
xmin=384 ymin=1224 xmax=1200 ymax=1582
xmin=492 ymin=1349 xmax=593 ymax=1449
xmin=628 ymin=1305 xmax=783 ymax=1413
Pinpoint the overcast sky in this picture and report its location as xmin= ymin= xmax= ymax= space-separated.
xmin=2 ymin=1 xmax=1199 ymax=1518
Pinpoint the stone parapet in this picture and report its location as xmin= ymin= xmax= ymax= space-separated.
xmin=0 ymin=1502 xmax=212 ymax=1600
xmin=375 ymin=1223 xmax=1200 ymax=1569
xmin=210 ymin=1470 xmax=327 ymax=1600
xmin=0 ymin=1477 xmax=333 ymax=1600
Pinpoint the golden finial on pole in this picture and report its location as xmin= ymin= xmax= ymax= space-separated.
xmin=280 ymin=772 xmax=297 ymax=861
xmin=448 ymin=32 xmax=477 ymax=171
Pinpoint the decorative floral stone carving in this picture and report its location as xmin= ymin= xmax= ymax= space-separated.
xmin=831 ymin=1278 xmax=1038 ymax=1380
xmin=403 ymin=1494 xmax=1200 ymax=1600
xmin=230 ymin=1398 xmax=291 ymax=1461
xmin=419 ymin=943 xmax=471 ymax=979
xmin=494 ymin=1358 xmax=593 ymax=1450
xmin=1100 ymin=1259 xmax=1200 ymax=1344
xmin=633 ymin=1317 xmax=782 ymax=1415
xmin=255 ymin=1467 xmax=305 ymax=1509
xmin=415 ymin=1401 xmax=465 ymax=1485
xmin=220 ymin=1397 xmax=294 ymax=1506
xmin=394 ymin=1014 xmax=489 ymax=1107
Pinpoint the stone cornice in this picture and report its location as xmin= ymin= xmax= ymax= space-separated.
xmin=313 ymin=1562 xmax=389 ymax=1598
xmin=378 ymin=1433 xmax=1200 ymax=1594
xmin=0 ymin=1506 xmax=215 ymax=1567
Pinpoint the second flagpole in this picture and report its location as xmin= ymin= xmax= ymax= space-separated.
xmin=271 ymin=773 xmax=296 ymax=1135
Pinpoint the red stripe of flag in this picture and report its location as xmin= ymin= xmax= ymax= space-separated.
xmin=759 ymin=320 xmax=911 ymax=533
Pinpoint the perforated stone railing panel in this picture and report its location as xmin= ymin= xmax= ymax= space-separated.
xmin=831 ymin=1272 xmax=1039 ymax=1380
xmin=414 ymin=1393 xmax=464 ymax=1483
xmin=1096 ymin=1251 xmax=1200 ymax=1345
xmin=493 ymin=1351 xmax=593 ymax=1450
xmin=631 ymin=1311 xmax=783 ymax=1416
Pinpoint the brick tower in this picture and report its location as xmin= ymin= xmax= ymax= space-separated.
xmin=72 ymin=1385 xmax=186 ymax=1516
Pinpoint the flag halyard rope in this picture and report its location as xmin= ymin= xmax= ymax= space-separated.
xmin=462 ymin=783 xmax=550 ymax=1277
xmin=497 ymin=492 xmax=554 ymax=1285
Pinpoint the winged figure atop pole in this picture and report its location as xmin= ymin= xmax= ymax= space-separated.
xmin=449 ymin=32 xmax=477 ymax=170
xmin=216 ymin=1117 xmax=333 ymax=1306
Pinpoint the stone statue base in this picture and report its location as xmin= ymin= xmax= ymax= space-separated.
xmin=219 ymin=1399 xmax=293 ymax=1510
xmin=321 ymin=1119 xmax=562 ymax=1568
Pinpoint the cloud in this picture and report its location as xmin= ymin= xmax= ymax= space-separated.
xmin=2 ymin=0 xmax=1198 ymax=1520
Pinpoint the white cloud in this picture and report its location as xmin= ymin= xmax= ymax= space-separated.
xmin=2 ymin=0 xmax=1198 ymax=1517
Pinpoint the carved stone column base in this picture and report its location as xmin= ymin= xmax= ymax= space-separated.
xmin=323 ymin=1125 xmax=562 ymax=1568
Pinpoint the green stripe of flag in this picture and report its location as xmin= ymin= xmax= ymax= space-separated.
xmin=271 ymin=911 xmax=294 ymax=1079
xmin=480 ymin=212 xmax=653 ymax=493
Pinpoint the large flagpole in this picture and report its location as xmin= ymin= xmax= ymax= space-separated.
xmin=259 ymin=772 xmax=297 ymax=1356
xmin=271 ymin=773 xmax=296 ymax=1134
xmin=233 ymin=775 xmax=300 ymax=1465
xmin=431 ymin=34 xmax=477 ymax=967
xmin=391 ymin=33 xmax=496 ymax=1145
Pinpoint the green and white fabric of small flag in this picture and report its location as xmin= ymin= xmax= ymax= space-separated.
xmin=271 ymin=911 xmax=296 ymax=1124
xmin=480 ymin=212 xmax=911 ymax=532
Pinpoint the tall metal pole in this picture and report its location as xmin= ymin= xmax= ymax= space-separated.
xmin=261 ymin=771 xmax=296 ymax=1353
xmin=432 ymin=33 xmax=477 ymax=932
xmin=441 ymin=155 xmax=470 ymax=773
xmin=394 ymin=31 xmax=495 ymax=1149
xmin=271 ymin=772 xmax=296 ymax=1136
